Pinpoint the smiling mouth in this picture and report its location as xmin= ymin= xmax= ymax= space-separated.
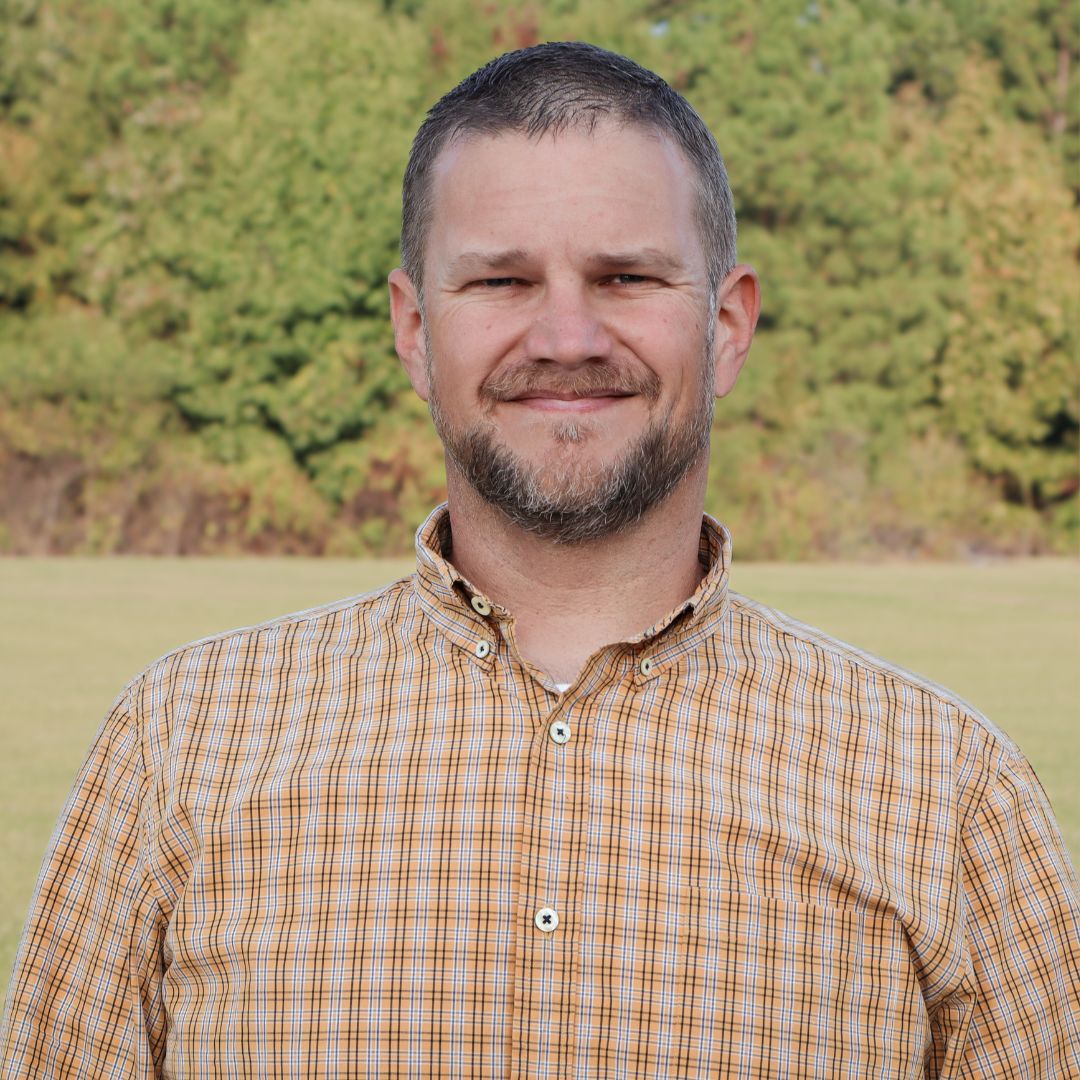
xmin=507 ymin=391 xmax=633 ymax=412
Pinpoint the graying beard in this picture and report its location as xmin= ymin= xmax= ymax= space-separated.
xmin=433 ymin=394 xmax=713 ymax=544
xmin=424 ymin=314 xmax=716 ymax=544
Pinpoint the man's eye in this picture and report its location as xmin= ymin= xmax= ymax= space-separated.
xmin=610 ymin=273 xmax=649 ymax=285
xmin=477 ymin=277 xmax=519 ymax=288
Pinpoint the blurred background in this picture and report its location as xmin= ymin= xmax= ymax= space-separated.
xmin=1 ymin=0 xmax=1077 ymax=558
xmin=1 ymin=0 xmax=1078 ymax=1007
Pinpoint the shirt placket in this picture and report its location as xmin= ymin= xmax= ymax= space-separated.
xmin=509 ymin=673 xmax=589 ymax=1080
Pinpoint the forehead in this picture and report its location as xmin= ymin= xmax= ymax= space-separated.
xmin=423 ymin=121 xmax=704 ymax=269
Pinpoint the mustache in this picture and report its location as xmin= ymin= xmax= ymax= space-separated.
xmin=481 ymin=362 xmax=662 ymax=402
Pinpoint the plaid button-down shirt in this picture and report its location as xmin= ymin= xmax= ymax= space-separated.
xmin=3 ymin=504 xmax=1078 ymax=1078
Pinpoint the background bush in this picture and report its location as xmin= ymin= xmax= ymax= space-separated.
xmin=1 ymin=0 xmax=1077 ymax=556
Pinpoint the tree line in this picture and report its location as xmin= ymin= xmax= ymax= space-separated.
xmin=1 ymin=0 xmax=1076 ymax=556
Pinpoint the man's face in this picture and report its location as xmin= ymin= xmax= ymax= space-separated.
xmin=391 ymin=121 xmax=749 ymax=542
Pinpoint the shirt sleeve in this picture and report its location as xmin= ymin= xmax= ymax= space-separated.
xmin=0 ymin=682 xmax=168 ymax=1079
xmin=955 ymin=753 xmax=1080 ymax=1077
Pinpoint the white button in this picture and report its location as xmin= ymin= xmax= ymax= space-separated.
xmin=639 ymin=657 xmax=653 ymax=676
xmin=535 ymin=907 xmax=559 ymax=932
xmin=549 ymin=719 xmax=571 ymax=745
xmin=470 ymin=595 xmax=492 ymax=616
xmin=474 ymin=640 xmax=493 ymax=659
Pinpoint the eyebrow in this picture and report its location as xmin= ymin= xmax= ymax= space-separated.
xmin=446 ymin=249 xmax=531 ymax=275
xmin=585 ymin=248 xmax=686 ymax=274
xmin=446 ymin=247 xmax=686 ymax=276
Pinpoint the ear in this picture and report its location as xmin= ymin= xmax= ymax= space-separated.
xmin=388 ymin=267 xmax=430 ymax=401
xmin=711 ymin=264 xmax=761 ymax=398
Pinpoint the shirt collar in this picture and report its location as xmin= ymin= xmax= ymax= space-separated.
xmin=411 ymin=502 xmax=732 ymax=662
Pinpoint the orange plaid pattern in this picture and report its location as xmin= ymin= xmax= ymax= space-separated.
xmin=3 ymin=504 xmax=1078 ymax=1077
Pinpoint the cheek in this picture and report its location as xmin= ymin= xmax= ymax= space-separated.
xmin=623 ymin=320 xmax=704 ymax=383
xmin=434 ymin=309 xmax=525 ymax=376
xmin=618 ymin=296 xmax=706 ymax=349
xmin=425 ymin=332 xmax=498 ymax=409
xmin=641 ymin=332 xmax=713 ymax=410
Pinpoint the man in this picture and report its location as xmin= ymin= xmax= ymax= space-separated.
xmin=2 ymin=41 xmax=1077 ymax=1079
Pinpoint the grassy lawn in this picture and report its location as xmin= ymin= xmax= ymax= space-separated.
xmin=2 ymin=556 xmax=1077 ymax=1007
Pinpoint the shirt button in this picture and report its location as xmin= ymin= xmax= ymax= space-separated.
xmin=470 ymin=595 xmax=492 ymax=617
xmin=474 ymin=640 xmax=493 ymax=659
xmin=549 ymin=719 xmax=571 ymax=745
xmin=638 ymin=657 xmax=654 ymax=676
xmin=535 ymin=907 xmax=559 ymax=932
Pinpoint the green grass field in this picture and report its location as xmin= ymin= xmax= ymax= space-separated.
xmin=2 ymin=557 xmax=1077 ymax=1008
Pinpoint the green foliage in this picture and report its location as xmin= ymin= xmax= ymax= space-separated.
xmin=0 ymin=0 xmax=1077 ymax=555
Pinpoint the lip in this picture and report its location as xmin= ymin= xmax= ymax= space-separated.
xmin=507 ymin=392 xmax=633 ymax=413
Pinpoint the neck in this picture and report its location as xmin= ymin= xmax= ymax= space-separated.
xmin=444 ymin=463 xmax=709 ymax=685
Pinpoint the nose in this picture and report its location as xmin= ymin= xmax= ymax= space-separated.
xmin=522 ymin=280 xmax=613 ymax=366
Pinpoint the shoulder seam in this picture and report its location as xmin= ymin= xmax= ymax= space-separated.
xmin=727 ymin=589 xmax=1020 ymax=758
xmin=138 ymin=574 xmax=414 ymax=679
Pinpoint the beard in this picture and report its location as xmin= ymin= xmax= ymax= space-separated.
xmin=425 ymin=325 xmax=716 ymax=545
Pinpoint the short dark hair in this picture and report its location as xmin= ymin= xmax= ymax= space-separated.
xmin=400 ymin=41 xmax=737 ymax=301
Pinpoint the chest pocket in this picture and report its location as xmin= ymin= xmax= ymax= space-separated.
xmin=579 ymin=885 xmax=930 ymax=1079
